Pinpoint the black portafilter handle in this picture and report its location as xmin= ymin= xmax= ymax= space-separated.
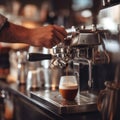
xmin=27 ymin=53 xmax=52 ymax=62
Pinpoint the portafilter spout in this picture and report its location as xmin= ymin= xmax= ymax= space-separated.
xmin=27 ymin=52 xmax=69 ymax=68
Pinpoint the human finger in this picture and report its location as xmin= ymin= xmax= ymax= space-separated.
xmin=53 ymin=25 xmax=67 ymax=37
xmin=53 ymin=30 xmax=65 ymax=42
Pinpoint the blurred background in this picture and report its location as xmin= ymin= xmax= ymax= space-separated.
xmin=0 ymin=0 xmax=120 ymax=82
xmin=0 ymin=0 xmax=119 ymax=32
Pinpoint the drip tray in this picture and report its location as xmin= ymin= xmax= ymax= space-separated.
xmin=30 ymin=90 xmax=98 ymax=114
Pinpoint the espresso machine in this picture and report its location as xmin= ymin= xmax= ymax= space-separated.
xmin=27 ymin=24 xmax=111 ymax=114
xmin=53 ymin=25 xmax=110 ymax=92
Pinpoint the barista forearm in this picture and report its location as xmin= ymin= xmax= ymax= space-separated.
xmin=0 ymin=21 xmax=31 ymax=44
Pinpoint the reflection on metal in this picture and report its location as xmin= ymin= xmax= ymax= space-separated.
xmin=30 ymin=90 xmax=97 ymax=114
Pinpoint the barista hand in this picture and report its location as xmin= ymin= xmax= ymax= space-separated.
xmin=29 ymin=25 xmax=67 ymax=48
xmin=0 ymin=14 xmax=67 ymax=48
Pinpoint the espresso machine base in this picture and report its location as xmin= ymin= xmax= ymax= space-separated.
xmin=30 ymin=90 xmax=98 ymax=114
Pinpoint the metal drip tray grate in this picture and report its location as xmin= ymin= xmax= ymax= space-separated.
xmin=30 ymin=90 xmax=98 ymax=114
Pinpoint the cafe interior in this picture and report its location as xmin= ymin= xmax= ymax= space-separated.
xmin=0 ymin=0 xmax=120 ymax=120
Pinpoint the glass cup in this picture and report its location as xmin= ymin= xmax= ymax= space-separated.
xmin=26 ymin=70 xmax=41 ymax=91
xmin=59 ymin=75 xmax=78 ymax=101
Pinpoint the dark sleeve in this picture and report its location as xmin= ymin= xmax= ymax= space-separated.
xmin=0 ymin=13 xmax=7 ymax=31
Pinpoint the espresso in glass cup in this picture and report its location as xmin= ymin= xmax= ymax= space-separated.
xmin=59 ymin=76 xmax=78 ymax=101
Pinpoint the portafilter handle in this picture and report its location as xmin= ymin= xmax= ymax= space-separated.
xmin=27 ymin=53 xmax=52 ymax=62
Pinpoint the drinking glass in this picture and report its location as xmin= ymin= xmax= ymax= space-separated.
xmin=26 ymin=70 xmax=41 ymax=91
xmin=59 ymin=75 xmax=78 ymax=101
